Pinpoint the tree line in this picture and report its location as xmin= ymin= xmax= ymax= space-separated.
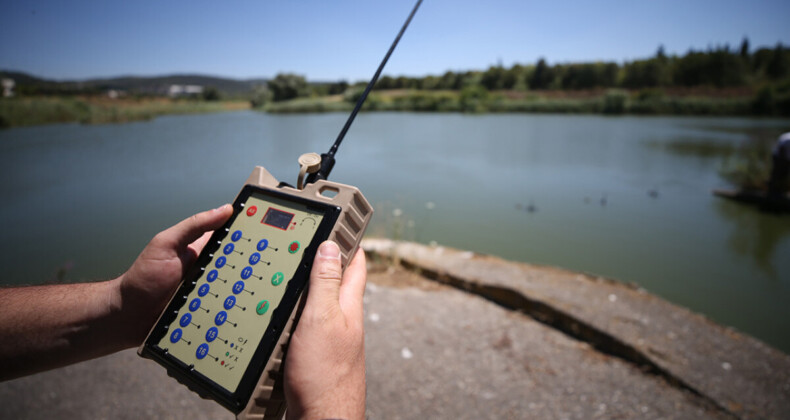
xmin=264 ymin=39 xmax=788 ymax=105
xmin=373 ymin=40 xmax=788 ymax=91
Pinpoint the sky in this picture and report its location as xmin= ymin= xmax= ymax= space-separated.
xmin=1 ymin=0 xmax=788 ymax=82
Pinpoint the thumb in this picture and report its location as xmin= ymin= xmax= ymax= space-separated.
xmin=306 ymin=241 xmax=343 ymax=311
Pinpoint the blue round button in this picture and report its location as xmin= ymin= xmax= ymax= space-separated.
xmin=223 ymin=243 xmax=234 ymax=255
xmin=196 ymin=343 xmax=209 ymax=360
xmin=231 ymin=230 xmax=242 ymax=242
xmin=205 ymin=326 xmax=218 ymax=342
xmin=207 ymin=269 xmax=218 ymax=283
xmin=169 ymin=328 xmax=183 ymax=343
xmin=215 ymin=256 xmax=226 ymax=269
xmin=240 ymin=266 xmax=253 ymax=280
xmin=249 ymin=252 xmax=261 ymax=266
xmin=179 ymin=313 xmax=192 ymax=327
xmin=224 ymin=295 xmax=236 ymax=310
xmin=257 ymin=239 xmax=268 ymax=251
xmin=188 ymin=298 xmax=201 ymax=312
xmin=232 ymin=281 xmax=245 ymax=295
xmin=198 ymin=284 xmax=210 ymax=297
xmin=215 ymin=311 xmax=227 ymax=326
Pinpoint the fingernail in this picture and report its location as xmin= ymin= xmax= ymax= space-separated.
xmin=317 ymin=241 xmax=341 ymax=261
xmin=214 ymin=204 xmax=230 ymax=212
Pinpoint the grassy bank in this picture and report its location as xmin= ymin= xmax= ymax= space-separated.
xmin=264 ymin=88 xmax=789 ymax=116
xmin=0 ymin=96 xmax=250 ymax=128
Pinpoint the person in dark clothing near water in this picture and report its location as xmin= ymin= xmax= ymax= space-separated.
xmin=768 ymin=132 xmax=790 ymax=198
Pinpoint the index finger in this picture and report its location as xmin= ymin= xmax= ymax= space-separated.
xmin=160 ymin=204 xmax=233 ymax=248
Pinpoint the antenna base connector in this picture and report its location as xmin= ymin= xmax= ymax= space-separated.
xmin=297 ymin=153 xmax=322 ymax=190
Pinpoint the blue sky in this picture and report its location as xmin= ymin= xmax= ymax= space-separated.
xmin=1 ymin=0 xmax=788 ymax=82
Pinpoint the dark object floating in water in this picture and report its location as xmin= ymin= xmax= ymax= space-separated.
xmin=713 ymin=189 xmax=790 ymax=213
xmin=648 ymin=189 xmax=659 ymax=198
xmin=515 ymin=203 xmax=537 ymax=213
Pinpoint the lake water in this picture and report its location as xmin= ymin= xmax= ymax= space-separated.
xmin=1 ymin=111 xmax=789 ymax=352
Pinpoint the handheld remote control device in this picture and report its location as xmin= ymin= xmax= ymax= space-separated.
xmin=138 ymin=1 xmax=422 ymax=419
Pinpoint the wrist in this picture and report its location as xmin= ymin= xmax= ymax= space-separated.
xmin=110 ymin=274 xmax=155 ymax=349
xmin=103 ymin=276 xmax=139 ymax=350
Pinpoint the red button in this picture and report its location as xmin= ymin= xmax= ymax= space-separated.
xmin=288 ymin=241 xmax=300 ymax=254
xmin=246 ymin=206 xmax=257 ymax=217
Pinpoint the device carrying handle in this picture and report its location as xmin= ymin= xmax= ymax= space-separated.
xmin=298 ymin=180 xmax=372 ymax=267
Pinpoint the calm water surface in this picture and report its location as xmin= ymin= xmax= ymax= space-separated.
xmin=1 ymin=111 xmax=788 ymax=352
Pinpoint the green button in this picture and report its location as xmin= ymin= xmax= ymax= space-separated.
xmin=271 ymin=272 xmax=284 ymax=286
xmin=256 ymin=300 xmax=270 ymax=315
xmin=288 ymin=241 xmax=300 ymax=254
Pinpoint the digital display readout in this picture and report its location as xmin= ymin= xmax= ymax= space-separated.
xmin=262 ymin=207 xmax=294 ymax=230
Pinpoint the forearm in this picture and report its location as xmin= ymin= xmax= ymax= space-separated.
xmin=0 ymin=278 xmax=130 ymax=381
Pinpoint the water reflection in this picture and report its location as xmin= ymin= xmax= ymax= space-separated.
xmin=715 ymin=200 xmax=790 ymax=277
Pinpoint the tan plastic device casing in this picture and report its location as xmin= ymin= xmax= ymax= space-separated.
xmin=137 ymin=165 xmax=373 ymax=420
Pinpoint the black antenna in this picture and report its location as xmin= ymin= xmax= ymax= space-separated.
xmin=306 ymin=0 xmax=423 ymax=184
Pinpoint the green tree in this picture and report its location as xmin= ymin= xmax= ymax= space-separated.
xmin=503 ymin=64 xmax=526 ymax=90
xmin=438 ymin=71 xmax=460 ymax=90
xmin=327 ymin=80 xmax=349 ymax=95
xmin=480 ymin=65 xmax=506 ymax=90
xmin=268 ymin=73 xmax=308 ymax=102
xmin=250 ymin=85 xmax=272 ymax=108
xmin=376 ymin=76 xmax=395 ymax=90
xmin=766 ymin=43 xmax=789 ymax=80
xmin=201 ymin=86 xmax=221 ymax=101
xmin=420 ymin=75 xmax=440 ymax=90
xmin=530 ymin=58 xmax=553 ymax=89
xmin=740 ymin=38 xmax=750 ymax=59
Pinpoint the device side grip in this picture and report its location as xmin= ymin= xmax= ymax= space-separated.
xmin=237 ymin=174 xmax=373 ymax=420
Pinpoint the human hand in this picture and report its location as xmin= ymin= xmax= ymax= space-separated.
xmin=284 ymin=242 xmax=367 ymax=420
xmin=117 ymin=204 xmax=233 ymax=347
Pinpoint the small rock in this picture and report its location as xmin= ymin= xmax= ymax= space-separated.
xmin=608 ymin=294 xmax=617 ymax=303
xmin=401 ymin=347 xmax=413 ymax=359
xmin=722 ymin=362 xmax=732 ymax=371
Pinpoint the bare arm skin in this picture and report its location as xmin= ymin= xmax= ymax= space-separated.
xmin=0 ymin=204 xmax=233 ymax=380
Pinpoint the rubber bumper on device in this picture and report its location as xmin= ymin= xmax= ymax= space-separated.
xmin=237 ymin=166 xmax=373 ymax=420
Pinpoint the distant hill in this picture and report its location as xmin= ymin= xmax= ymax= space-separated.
xmin=0 ymin=70 xmax=268 ymax=96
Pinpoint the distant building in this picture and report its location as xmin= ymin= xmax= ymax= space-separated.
xmin=2 ymin=78 xmax=14 ymax=97
xmin=168 ymin=84 xmax=204 ymax=97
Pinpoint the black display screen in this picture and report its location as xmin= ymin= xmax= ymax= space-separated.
xmin=261 ymin=207 xmax=294 ymax=230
